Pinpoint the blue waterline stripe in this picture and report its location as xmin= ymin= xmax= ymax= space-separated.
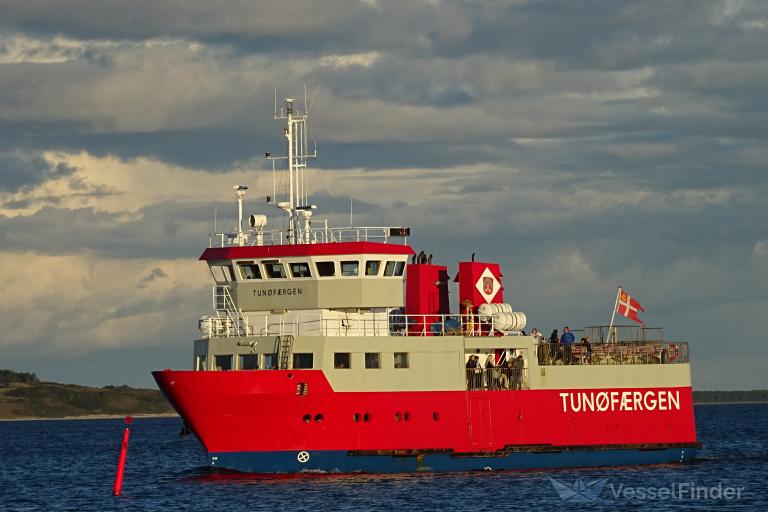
xmin=210 ymin=447 xmax=696 ymax=473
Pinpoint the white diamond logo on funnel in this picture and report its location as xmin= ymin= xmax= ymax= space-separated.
xmin=475 ymin=268 xmax=500 ymax=303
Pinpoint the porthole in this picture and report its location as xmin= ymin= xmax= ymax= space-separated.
xmin=353 ymin=413 xmax=361 ymax=422
xmin=433 ymin=412 xmax=440 ymax=421
xmin=404 ymin=412 xmax=412 ymax=422
xmin=394 ymin=412 xmax=401 ymax=422
xmin=302 ymin=414 xmax=311 ymax=423
xmin=287 ymin=373 xmax=293 ymax=379
xmin=314 ymin=413 xmax=324 ymax=423
xmin=363 ymin=413 xmax=371 ymax=422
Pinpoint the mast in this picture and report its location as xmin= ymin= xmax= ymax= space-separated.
xmin=267 ymin=95 xmax=317 ymax=244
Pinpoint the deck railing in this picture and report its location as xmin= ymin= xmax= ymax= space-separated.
xmin=209 ymin=225 xmax=410 ymax=248
xmin=584 ymin=325 xmax=664 ymax=344
xmin=535 ymin=342 xmax=689 ymax=366
xmin=466 ymin=368 xmax=529 ymax=390
xmin=201 ymin=311 xmax=509 ymax=338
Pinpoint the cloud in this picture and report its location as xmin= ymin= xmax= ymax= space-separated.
xmin=137 ymin=267 xmax=167 ymax=288
xmin=0 ymin=1 xmax=767 ymax=388
xmin=0 ymin=251 xmax=208 ymax=353
xmin=0 ymin=152 xmax=77 ymax=192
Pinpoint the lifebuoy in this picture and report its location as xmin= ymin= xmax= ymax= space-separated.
xmin=667 ymin=343 xmax=679 ymax=363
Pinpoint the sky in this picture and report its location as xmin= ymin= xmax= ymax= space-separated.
xmin=0 ymin=0 xmax=766 ymax=390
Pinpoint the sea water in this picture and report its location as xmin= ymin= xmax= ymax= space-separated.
xmin=0 ymin=404 xmax=766 ymax=511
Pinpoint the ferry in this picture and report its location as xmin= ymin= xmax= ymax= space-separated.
xmin=153 ymin=96 xmax=699 ymax=473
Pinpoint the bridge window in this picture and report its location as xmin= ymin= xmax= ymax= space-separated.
xmin=334 ymin=353 xmax=351 ymax=369
xmin=341 ymin=261 xmax=359 ymax=277
xmin=316 ymin=261 xmax=335 ymax=277
xmin=239 ymin=354 xmax=259 ymax=370
xmin=384 ymin=261 xmax=406 ymax=277
xmin=263 ymin=353 xmax=278 ymax=369
xmin=365 ymin=352 xmax=381 ymax=369
xmin=394 ymin=352 xmax=409 ymax=368
xmin=290 ymin=262 xmax=312 ymax=278
xmin=264 ymin=261 xmax=287 ymax=279
xmin=210 ymin=265 xmax=236 ymax=282
xmin=237 ymin=262 xmax=262 ymax=280
xmin=365 ymin=260 xmax=381 ymax=276
xmin=214 ymin=354 xmax=233 ymax=371
xmin=293 ymin=353 xmax=314 ymax=369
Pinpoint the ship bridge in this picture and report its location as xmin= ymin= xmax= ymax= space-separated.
xmin=200 ymin=237 xmax=414 ymax=337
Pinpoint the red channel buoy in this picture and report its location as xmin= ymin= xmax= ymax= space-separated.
xmin=112 ymin=416 xmax=133 ymax=496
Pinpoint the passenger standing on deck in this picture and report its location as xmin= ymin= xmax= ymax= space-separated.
xmin=580 ymin=336 xmax=592 ymax=364
xmin=548 ymin=329 xmax=559 ymax=363
xmin=532 ymin=328 xmax=544 ymax=364
xmin=512 ymin=355 xmax=525 ymax=389
xmin=484 ymin=354 xmax=496 ymax=389
xmin=466 ymin=355 xmax=481 ymax=389
xmin=500 ymin=360 xmax=515 ymax=389
xmin=560 ymin=326 xmax=575 ymax=364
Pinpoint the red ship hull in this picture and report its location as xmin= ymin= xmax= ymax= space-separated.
xmin=154 ymin=369 xmax=697 ymax=472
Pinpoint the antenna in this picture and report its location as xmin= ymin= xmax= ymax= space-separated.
xmin=350 ymin=198 xmax=353 ymax=226
xmin=266 ymin=91 xmax=318 ymax=244
xmin=307 ymin=85 xmax=321 ymax=113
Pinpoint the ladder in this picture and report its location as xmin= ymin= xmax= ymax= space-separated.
xmin=278 ymin=335 xmax=294 ymax=370
xmin=212 ymin=285 xmax=249 ymax=336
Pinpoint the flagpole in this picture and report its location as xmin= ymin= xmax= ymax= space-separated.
xmin=607 ymin=286 xmax=621 ymax=343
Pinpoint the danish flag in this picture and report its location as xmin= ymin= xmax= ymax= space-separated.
xmin=617 ymin=289 xmax=644 ymax=325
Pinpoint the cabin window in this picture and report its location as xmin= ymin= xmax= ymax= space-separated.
xmin=238 ymin=262 xmax=262 ymax=280
xmin=215 ymin=354 xmax=233 ymax=371
xmin=210 ymin=265 xmax=235 ymax=282
xmin=341 ymin=261 xmax=359 ymax=277
xmin=239 ymin=354 xmax=259 ymax=370
xmin=394 ymin=352 xmax=409 ymax=369
xmin=365 ymin=352 xmax=381 ymax=369
xmin=263 ymin=353 xmax=278 ymax=369
xmin=264 ymin=261 xmax=287 ymax=279
xmin=365 ymin=260 xmax=381 ymax=276
xmin=316 ymin=261 xmax=336 ymax=277
xmin=196 ymin=355 xmax=207 ymax=371
xmin=290 ymin=262 xmax=312 ymax=278
xmin=293 ymin=353 xmax=314 ymax=369
xmin=384 ymin=261 xmax=405 ymax=277
xmin=334 ymin=353 xmax=351 ymax=369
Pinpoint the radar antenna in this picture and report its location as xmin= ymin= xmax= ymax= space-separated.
xmin=266 ymin=91 xmax=318 ymax=244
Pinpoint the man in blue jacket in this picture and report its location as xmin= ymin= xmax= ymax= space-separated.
xmin=560 ymin=326 xmax=575 ymax=364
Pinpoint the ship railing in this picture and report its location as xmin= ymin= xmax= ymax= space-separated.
xmin=584 ymin=325 xmax=664 ymax=344
xmin=466 ymin=368 xmax=530 ymax=390
xmin=199 ymin=311 xmax=513 ymax=338
xmin=534 ymin=342 xmax=689 ymax=366
xmin=208 ymin=225 xmax=410 ymax=247
xmin=202 ymin=286 xmax=250 ymax=337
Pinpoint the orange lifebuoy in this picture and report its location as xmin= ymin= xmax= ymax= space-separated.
xmin=667 ymin=343 xmax=679 ymax=363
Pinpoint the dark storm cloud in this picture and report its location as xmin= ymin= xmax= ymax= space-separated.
xmin=0 ymin=152 xmax=76 ymax=192
xmin=2 ymin=1 xmax=766 ymax=68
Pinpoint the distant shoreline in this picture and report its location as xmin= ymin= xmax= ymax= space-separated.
xmin=0 ymin=412 xmax=179 ymax=422
xmin=695 ymin=401 xmax=768 ymax=406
